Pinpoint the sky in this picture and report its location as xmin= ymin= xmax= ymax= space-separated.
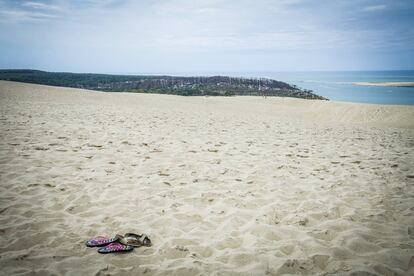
xmin=0 ymin=0 xmax=413 ymax=73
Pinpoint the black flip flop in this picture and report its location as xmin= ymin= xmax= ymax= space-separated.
xmin=119 ymin=233 xmax=152 ymax=247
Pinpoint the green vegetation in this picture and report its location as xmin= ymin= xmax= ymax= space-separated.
xmin=0 ymin=69 xmax=328 ymax=100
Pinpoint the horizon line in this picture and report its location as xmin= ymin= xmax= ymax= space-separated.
xmin=2 ymin=68 xmax=414 ymax=76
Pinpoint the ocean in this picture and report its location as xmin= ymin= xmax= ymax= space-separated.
xmin=229 ymin=71 xmax=414 ymax=105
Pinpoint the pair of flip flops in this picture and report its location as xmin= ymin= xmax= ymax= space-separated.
xmin=85 ymin=233 xmax=151 ymax=254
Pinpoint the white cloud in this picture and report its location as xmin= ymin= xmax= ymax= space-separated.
xmin=0 ymin=0 xmax=412 ymax=71
xmin=363 ymin=4 xmax=386 ymax=11
xmin=0 ymin=9 xmax=59 ymax=22
xmin=23 ymin=1 xmax=62 ymax=11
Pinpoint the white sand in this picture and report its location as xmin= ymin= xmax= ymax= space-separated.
xmin=0 ymin=80 xmax=413 ymax=275
xmin=353 ymin=82 xmax=414 ymax=87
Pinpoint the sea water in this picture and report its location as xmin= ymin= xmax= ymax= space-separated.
xmin=231 ymin=71 xmax=414 ymax=105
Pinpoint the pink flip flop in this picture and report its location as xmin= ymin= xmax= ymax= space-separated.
xmin=97 ymin=242 xmax=134 ymax=254
xmin=85 ymin=235 xmax=121 ymax=247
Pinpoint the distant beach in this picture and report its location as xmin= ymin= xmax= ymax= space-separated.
xmin=353 ymin=82 xmax=414 ymax=87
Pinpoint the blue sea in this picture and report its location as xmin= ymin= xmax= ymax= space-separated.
xmin=228 ymin=71 xmax=414 ymax=105
xmin=129 ymin=70 xmax=414 ymax=105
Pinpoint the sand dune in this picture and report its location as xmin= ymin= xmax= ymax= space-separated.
xmin=0 ymin=80 xmax=413 ymax=275
xmin=353 ymin=82 xmax=414 ymax=87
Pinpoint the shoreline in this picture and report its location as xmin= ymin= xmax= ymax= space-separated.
xmin=2 ymin=79 xmax=414 ymax=107
xmin=353 ymin=81 xmax=414 ymax=87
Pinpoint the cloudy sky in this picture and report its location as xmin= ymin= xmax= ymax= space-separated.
xmin=0 ymin=0 xmax=413 ymax=73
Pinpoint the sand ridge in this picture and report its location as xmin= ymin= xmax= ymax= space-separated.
xmin=0 ymin=81 xmax=413 ymax=275
xmin=353 ymin=82 xmax=414 ymax=87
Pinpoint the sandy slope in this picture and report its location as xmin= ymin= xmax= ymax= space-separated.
xmin=0 ymin=80 xmax=413 ymax=275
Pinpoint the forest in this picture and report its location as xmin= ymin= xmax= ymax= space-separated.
xmin=0 ymin=69 xmax=328 ymax=100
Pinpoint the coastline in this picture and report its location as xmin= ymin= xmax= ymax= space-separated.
xmin=353 ymin=81 xmax=414 ymax=87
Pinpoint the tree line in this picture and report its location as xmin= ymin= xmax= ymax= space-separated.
xmin=0 ymin=69 xmax=328 ymax=100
